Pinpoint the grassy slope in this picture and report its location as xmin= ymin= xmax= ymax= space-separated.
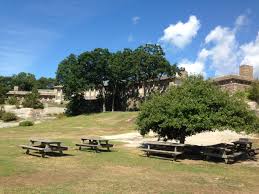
xmin=0 ymin=112 xmax=259 ymax=194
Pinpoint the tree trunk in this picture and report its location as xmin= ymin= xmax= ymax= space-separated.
xmin=179 ymin=135 xmax=185 ymax=144
xmin=143 ymin=81 xmax=147 ymax=101
xmin=111 ymin=85 xmax=116 ymax=112
xmin=102 ymin=85 xmax=106 ymax=112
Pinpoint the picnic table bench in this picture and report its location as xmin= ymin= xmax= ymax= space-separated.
xmin=75 ymin=136 xmax=113 ymax=152
xmin=141 ymin=142 xmax=185 ymax=161
xmin=202 ymin=143 xmax=245 ymax=164
xmin=20 ymin=139 xmax=68 ymax=158
xmin=232 ymin=138 xmax=255 ymax=156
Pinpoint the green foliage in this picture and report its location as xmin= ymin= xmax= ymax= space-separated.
xmin=137 ymin=75 xmax=259 ymax=143
xmin=0 ymin=106 xmax=4 ymax=119
xmin=248 ymin=81 xmax=259 ymax=103
xmin=22 ymin=88 xmax=44 ymax=109
xmin=12 ymin=72 xmax=36 ymax=91
xmin=56 ymin=44 xmax=179 ymax=113
xmin=19 ymin=120 xmax=34 ymax=126
xmin=0 ymin=79 xmax=10 ymax=104
xmin=1 ymin=112 xmax=17 ymax=122
xmin=7 ymin=96 xmax=19 ymax=105
xmin=56 ymin=54 xmax=87 ymax=99
xmin=37 ymin=77 xmax=56 ymax=89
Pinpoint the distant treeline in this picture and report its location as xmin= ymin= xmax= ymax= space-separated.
xmin=0 ymin=73 xmax=56 ymax=104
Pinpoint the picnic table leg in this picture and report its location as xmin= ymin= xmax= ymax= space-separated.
xmin=105 ymin=140 xmax=110 ymax=151
xmin=57 ymin=143 xmax=63 ymax=155
xmin=41 ymin=151 xmax=45 ymax=158
xmin=26 ymin=149 xmax=30 ymax=154
xmin=147 ymin=145 xmax=150 ymax=157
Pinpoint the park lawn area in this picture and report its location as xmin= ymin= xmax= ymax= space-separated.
xmin=0 ymin=112 xmax=259 ymax=194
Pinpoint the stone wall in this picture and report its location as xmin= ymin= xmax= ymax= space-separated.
xmin=219 ymin=83 xmax=251 ymax=93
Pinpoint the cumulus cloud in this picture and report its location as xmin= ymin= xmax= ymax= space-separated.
xmin=240 ymin=32 xmax=259 ymax=76
xmin=132 ymin=16 xmax=140 ymax=24
xmin=159 ymin=15 xmax=200 ymax=49
xmin=179 ymin=14 xmax=259 ymax=78
xmin=204 ymin=26 xmax=239 ymax=76
xmin=179 ymin=49 xmax=209 ymax=76
xmin=235 ymin=14 xmax=249 ymax=30
xmin=179 ymin=59 xmax=206 ymax=76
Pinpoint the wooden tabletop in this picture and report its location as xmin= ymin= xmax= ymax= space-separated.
xmin=81 ymin=136 xmax=108 ymax=141
xmin=143 ymin=141 xmax=186 ymax=146
xmin=30 ymin=138 xmax=62 ymax=144
xmin=232 ymin=140 xmax=252 ymax=144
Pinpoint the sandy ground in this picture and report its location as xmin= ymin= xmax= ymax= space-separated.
xmin=102 ymin=130 xmax=256 ymax=147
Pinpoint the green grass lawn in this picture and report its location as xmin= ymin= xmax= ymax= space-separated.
xmin=0 ymin=112 xmax=259 ymax=194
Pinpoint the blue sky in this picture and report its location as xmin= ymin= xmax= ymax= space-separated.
xmin=0 ymin=0 xmax=259 ymax=78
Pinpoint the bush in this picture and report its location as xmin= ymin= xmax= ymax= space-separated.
xmin=7 ymin=96 xmax=19 ymax=105
xmin=248 ymin=81 xmax=259 ymax=103
xmin=1 ymin=112 xmax=17 ymax=122
xmin=22 ymin=88 xmax=44 ymax=109
xmin=19 ymin=120 xmax=34 ymax=126
xmin=0 ymin=106 xmax=4 ymax=119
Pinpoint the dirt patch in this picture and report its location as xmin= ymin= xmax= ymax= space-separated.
xmin=102 ymin=130 xmax=256 ymax=147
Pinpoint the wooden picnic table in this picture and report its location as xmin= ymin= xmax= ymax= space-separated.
xmin=20 ymin=138 xmax=68 ymax=157
xmin=202 ymin=143 xmax=244 ymax=164
xmin=232 ymin=139 xmax=252 ymax=149
xmin=141 ymin=141 xmax=186 ymax=161
xmin=76 ymin=136 xmax=113 ymax=152
xmin=232 ymin=139 xmax=255 ymax=156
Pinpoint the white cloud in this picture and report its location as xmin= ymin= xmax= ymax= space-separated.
xmin=204 ymin=26 xmax=239 ymax=76
xmin=234 ymin=14 xmax=249 ymax=32
xmin=159 ymin=15 xmax=200 ymax=49
xmin=128 ymin=34 xmax=134 ymax=42
xmin=132 ymin=16 xmax=140 ymax=24
xmin=240 ymin=32 xmax=259 ymax=76
xmin=179 ymin=59 xmax=206 ymax=76
xmin=179 ymin=14 xmax=256 ymax=78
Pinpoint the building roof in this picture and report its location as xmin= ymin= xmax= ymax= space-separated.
xmin=7 ymin=90 xmax=56 ymax=96
xmin=212 ymin=74 xmax=254 ymax=83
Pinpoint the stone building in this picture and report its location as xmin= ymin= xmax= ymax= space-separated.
xmin=212 ymin=65 xmax=254 ymax=92
xmin=83 ymin=70 xmax=188 ymax=100
xmin=7 ymin=85 xmax=64 ymax=104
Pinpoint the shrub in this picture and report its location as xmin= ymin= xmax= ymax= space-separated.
xmin=0 ymin=106 xmax=4 ymax=119
xmin=7 ymin=96 xmax=19 ymax=105
xmin=248 ymin=81 xmax=259 ymax=103
xmin=22 ymin=88 xmax=44 ymax=109
xmin=1 ymin=112 xmax=17 ymax=122
xmin=19 ymin=120 xmax=34 ymax=126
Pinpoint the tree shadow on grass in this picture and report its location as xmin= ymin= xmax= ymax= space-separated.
xmin=22 ymin=151 xmax=74 ymax=158
xmin=138 ymin=144 xmax=258 ymax=164
xmin=75 ymin=147 xmax=118 ymax=153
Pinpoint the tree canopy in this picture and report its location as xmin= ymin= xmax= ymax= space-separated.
xmin=56 ymin=44 xmax=179 ymax=114
xmin=137 ymin=75 xmax=259 ymax=143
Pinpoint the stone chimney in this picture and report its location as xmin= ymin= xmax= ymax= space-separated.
xmin=239 ymin=64 xmax=253 ymax=79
